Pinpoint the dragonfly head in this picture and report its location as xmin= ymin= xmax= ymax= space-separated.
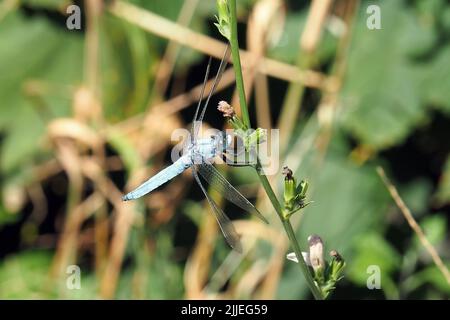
xmin=214 ymin=131 xmax=245 ymax=157
xmin=208 ymin=132 xmax=227 ymax=156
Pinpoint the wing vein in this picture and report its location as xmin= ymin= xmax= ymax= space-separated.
xmin=197 ymin=162 xmax=268 ymax=224
xmin=193 ymin=169 xmax=242 ymax=253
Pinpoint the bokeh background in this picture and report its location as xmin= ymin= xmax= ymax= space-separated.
xmin=1 ymin=0 xmax=450 ymax=299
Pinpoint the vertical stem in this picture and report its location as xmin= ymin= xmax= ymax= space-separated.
xmin=257 ymin=165 xmax=323 ymax=300
xmin=229 ymin=0 xmax=251 ymax=128
xmin=282 ymin=219 xmax=323 ymax=300
xmin=226 ymin=0 xmax=323 ymax=300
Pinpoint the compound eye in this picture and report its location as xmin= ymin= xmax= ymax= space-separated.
xmin=226 ymin=134 xmax=233 ymax=146
xmin=225 ymin=134 xmax=245 ymax=156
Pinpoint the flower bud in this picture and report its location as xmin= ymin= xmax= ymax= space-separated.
xmin=215 ymin=0 xmax=231 ymax=40
xmin=217 ymin=101 xmax=235 ymax=118
xmin=217 ymin=101 xmax=247 ymax=131
xmin=297 ymin=179 xmax=309 ymax=197
xmin=282 ymin=166 xmax=296 ymax=209
xmin=329 ymin=249 xmax=346 ymax=281
xmin=329 ymin=250 xmax=342 ymax=261
xmin=308 ymin=234 xmax=325 ymax=272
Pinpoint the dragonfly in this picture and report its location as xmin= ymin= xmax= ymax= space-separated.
xmin=122 ymin=45 xmax=268 ymax=252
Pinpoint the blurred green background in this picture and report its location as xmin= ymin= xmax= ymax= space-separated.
xmin=0 ymin=0 xmax=449 ymax=299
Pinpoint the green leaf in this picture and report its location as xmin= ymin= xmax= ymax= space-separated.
xmin=403 ymin=264 xmax=450 ymax=295
xmin=277 ymin=129 xmax=391 ymax=298
xmin=435 ymin=156 xmax=450 ymax=205
xmin=267 ymin=11 xmax=338 ymax=65
xmin=0 ymin=251 xmax=55 ymax=298
xmin=413 ymin=214 xmax=447 ymax=249
xmin=0 ymin=12 xmax=83 ymax=173
xmin=341 ymin=0 xmax=431 ymax=150
xmin=421 ymin=45 xmax=450 ymax=115
xmin=21 ymin=0 xmax=71 ymax=10
xmin=400 ymin=178 xmax=433 ymax=217
xmin=267 ymin=12 xmax=306 ymax=64
xmin=346 ymin=232 xmax=401 ymax=286
xmin=442 ymin=6 xmax=450 ymax=31
xmin=0 ymin=202 xmax=19 ymax=226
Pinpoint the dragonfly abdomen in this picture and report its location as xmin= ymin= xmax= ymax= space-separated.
xmin=122 ymin=156 xmax=191 ymax=201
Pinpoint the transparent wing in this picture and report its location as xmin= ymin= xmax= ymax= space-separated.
xmin=197 ymin=45 xmax=230 ymax=124
xmin=197 ymin=162 xmax=269 ymax=224
xmin=193 ymin=169 xmax=242 ymax=253
xmin=192 ymin=45 xmax=231 ymax=141
xmin=190 ymin=56 xmax=212 ymax=144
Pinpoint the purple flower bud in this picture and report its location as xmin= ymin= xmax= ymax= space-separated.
xmin=308 ymin=234 xmax=324 ymax=272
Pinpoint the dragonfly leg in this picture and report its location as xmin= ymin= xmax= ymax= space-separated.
xmin=221 ymin=153 xmax=252 ymax=167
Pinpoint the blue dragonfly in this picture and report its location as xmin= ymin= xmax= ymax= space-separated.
xmin=122 ymin=46 xmax=268 ymax=252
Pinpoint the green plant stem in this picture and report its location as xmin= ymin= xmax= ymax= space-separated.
xmin=228 ymin=0 xmax=250 ymax=128
xmin=226 ymin=0 xmax=322 ymax=300
xmin=256 ymin=164 xmax=323 ymax=300
xmin=282 ymin=217 xmax=323 ymax=299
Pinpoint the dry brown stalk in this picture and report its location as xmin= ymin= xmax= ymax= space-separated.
xmin=108 ymin=0 xmax=328 ymax=89
xmin=377 ymin=167 xmax=450 ymax=286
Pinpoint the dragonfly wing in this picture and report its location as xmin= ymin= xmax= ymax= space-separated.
xmin=191 ymin=45 xmax=231 ymax=141
xmin=197 ymin=45 xmax=230 ymax=124
xmin=197 ymin=162 xmax=268 ymax=224
xmin=193 ymin=169 xmax=242 ymax=253
xmin=122 ymin=157 xmax=189 ymax=201
xmin=190 ymin=56 xmax=212 ymax=143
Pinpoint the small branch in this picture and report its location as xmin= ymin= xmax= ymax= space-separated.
xmin=377 ymin=166 xmax=450 ymax=285
xmin=278 ymin=0 xmax=333 ymax=155
xmin=108 ymin=0 xmax=328 ymax=89
xmin=300 ymin=0 xmax=334 ymax=54
xmin=151 ymin=0 xmax=200 ymax=97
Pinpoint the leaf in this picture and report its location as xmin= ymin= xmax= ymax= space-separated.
xmin=403 ymin=264 xmax=450 ymax=295
xmin=115 ymin=231 xmax=184 ymax=299
xmin=442 ymin=6 xmax=450 ymax=31
xmin=346 ymin=232 xmax=401 ymax=286
xmin=21 ymin=0 xmax=71 ymax=10
xmin=267 ymin=12 xmax=306 ymax=64
xmin=119 ymin=22 xmax=153 ymax=114
xmin=0 ymin=250 xmax=98 ymax=299
xmin=413 ymin=214 xmax=447 ymax=249
xmin=0 ymin=251 xmax=55 ymax=298
xmin=267 ymin=10 xmax=338 ymax=65
xmin=0 ymin=12 xmax=83 ymax=173
xmin=0 ymin=202 xmax=19 ymax=226
xmin=0 ymin=13 xmax=59 ymax=129
xmin=277 ymin=129 xmax=392 ymax=299
xmin=341 ymin=0 xmax=431 ymax=150
xmin=400 ymin=178 xmax=433 ymax=217
xmin=421 ymin=45 xmax=450 ymax=115
xmin=435 ymin=156 xmax=450 ymax=205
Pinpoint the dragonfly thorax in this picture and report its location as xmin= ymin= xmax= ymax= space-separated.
xmin=185 ymin=132 xmax=225 ymax=165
